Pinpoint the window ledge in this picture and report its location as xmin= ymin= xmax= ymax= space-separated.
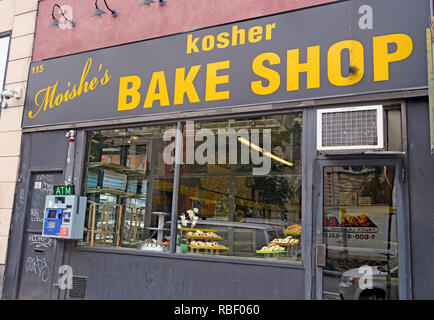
xmin=72 ymin=245 xmax=304 ymax=270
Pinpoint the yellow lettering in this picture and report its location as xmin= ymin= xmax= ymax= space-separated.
xmin=186 ymin=34 xmax=199 ymax=54
xmin=69 ymin=85 xmax=77 ymax=100
xmin=54 ymin=93 xmax=64 ymax=106
xmin=216 ymin=32 xmax=230 ymax=49
xmin=373 ymin=33 xmax=413 ymax=82
xmin=265 ymin=23 xmax=276 ymax=40
xmin=77 ymin=58 xmax=92 ymax=96
xmin=101 ymin=69 xmax=112 ymax=85
xmin=202 ymin=35 xmax=215 ymax=52
xmin=174 ymin=65 xmax=201 ymax=105
xmin=287 ymin=46 xmax=320 ymax=91
xmin=118 ymin=75 xmax=141 ymax=111
xmin=144 ymin=71 xmax=170 ymax=108
xmin=248 ymin=26 xmax=263 ymax=43
xmin=328 ymin=40 xmax=364 ymax=86
xmin=232 ymin=25 xmax=245 ymax=46
xmin=206 ymin=60 xmax=230 ymax=101
xmin=89 ymin=77 xmax=99 ymax=90
xmin=251 ymin=52 xmax=281 ymax=95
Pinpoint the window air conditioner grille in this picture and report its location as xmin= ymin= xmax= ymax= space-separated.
xmin=317 ymin=105 xmax=384 ymax=152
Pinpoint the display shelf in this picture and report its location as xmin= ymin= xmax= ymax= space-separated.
xmin=181 ymin=227 xmax=218 ymax=232
xmin=284 ymin=231 xmax=302 ymax=236
xmin=88 ymin=162 xmax=146 ymax=176
xmin=256 ymin=250 xmax=287 ymax=254
xmin=270 ymin=242 xmax=300 ymax=246
xmin=85 ymin=188 xmax=147 ymax=199
xmin=185 ymin=235 xmax=223 ymax=240
xmin=187 ymin=244 xmax=229 ymax=251
xmin=145 ymin=227 xmax=170 ymax=231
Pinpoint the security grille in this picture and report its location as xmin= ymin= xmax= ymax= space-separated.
xmin=317 ymin=105 xmax=384 ymax=152
xmin=68 ymin=276 xmax=87 ymax=299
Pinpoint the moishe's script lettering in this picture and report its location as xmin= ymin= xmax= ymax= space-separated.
xmin=29 ymin=58 xmax=112 ymax=119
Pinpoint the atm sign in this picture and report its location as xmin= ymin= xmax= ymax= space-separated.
xmin=54 ymin=185 xmax=75 ymax=195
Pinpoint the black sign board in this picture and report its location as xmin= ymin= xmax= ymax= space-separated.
xmin=22 ymin=0 xmax=429 ymax=128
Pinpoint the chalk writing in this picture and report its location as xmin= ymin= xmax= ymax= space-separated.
xmin=25 ymin=256 xmax=50 ymax=282
xmin=30 ymin=208 xmax=43 ymax=223
xmin=40 ymin=181 xmax=54 ymax=194
xmin=36 ymin=174 xmax=55 ymax=183
xmin=29 ymin=234 xmax=54 ymax=248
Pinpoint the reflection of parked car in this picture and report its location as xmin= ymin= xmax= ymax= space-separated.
xmin=338 ymin=265 xmax=399 ymax=300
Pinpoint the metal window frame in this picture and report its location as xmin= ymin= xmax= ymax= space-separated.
xmin=313 ymin=158 xmax=412 ymax=300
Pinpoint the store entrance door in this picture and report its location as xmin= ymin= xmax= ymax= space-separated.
xmin=314 ymin=160 xmax=405 ymax=300
xmin=17 ymin=171 xmax=64 ymax=300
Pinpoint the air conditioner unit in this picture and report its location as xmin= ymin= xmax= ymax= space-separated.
xmin=317 ymin=105 xmax=384 ymax=153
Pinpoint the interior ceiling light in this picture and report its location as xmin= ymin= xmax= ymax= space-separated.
xmin=140 ymin=0 xmax=166 ymax=7
xmin=50 ymin=4 xmax=76 ymax=27
xmin=92 ymin=0 xmax=118 ymax=18
xmin=237 ymin=137 xmax=294 ymax=167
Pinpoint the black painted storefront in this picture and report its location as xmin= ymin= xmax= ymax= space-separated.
xmin=2 ymin=0 xmax=434 ymax=300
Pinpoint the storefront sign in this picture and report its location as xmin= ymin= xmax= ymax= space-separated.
xmin=53 ymin=185 xmax=74 ymax=195
xmin=22 ymin=0 xmax=429 ymax=127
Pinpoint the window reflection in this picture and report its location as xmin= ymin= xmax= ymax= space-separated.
xmin=323 ymin=166 xmax=399 ymax=300
xmin=177 ymin=113 xmax=303 ymax=263
xmin=81 ymin=124 xmax=175 ymax=252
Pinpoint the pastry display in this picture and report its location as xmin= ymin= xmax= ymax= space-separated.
xmin=270 ymin=236 xmax=300 ymax=246
xmin=285 ymin=224 xmax=302 ymax=233
xmin=259 ymin=243 xmax=286 ymax=252
xmin=271 ymin=236 xmax=292 ymax=244
xmin=190 ymin=240 xmax=227 ymax=248
xmin=181 ymin=226 xmax=228 ymax=252
xmin=144 ymin=238 xmax=157 ymax=244
xmin=186 ymin=230 xmax=222 ymax=239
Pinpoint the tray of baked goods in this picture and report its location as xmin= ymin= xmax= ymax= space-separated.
xmin=187 ymin=240 xmax=229 ymax=251
xmin=184 ymin=230 xmax=223 ymax=240
xmin=270 ymin=236 xmax=301 ymax=246
xmin=256 ymin=243 xmax=287 ymax=254
xmin=284 ymin=224 xmax=302 ymax=236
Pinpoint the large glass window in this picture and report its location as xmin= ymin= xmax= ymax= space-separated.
xmin=176 ymin=113 xmax=303 ymax=263
xmin=81 ymin=124 xmax=175 ymax=252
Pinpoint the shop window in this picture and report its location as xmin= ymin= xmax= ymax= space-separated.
xmin=176 ymin=113 xmax=303 ymax=263
xmin=80 ymin=124 xmax=175 ymax=251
